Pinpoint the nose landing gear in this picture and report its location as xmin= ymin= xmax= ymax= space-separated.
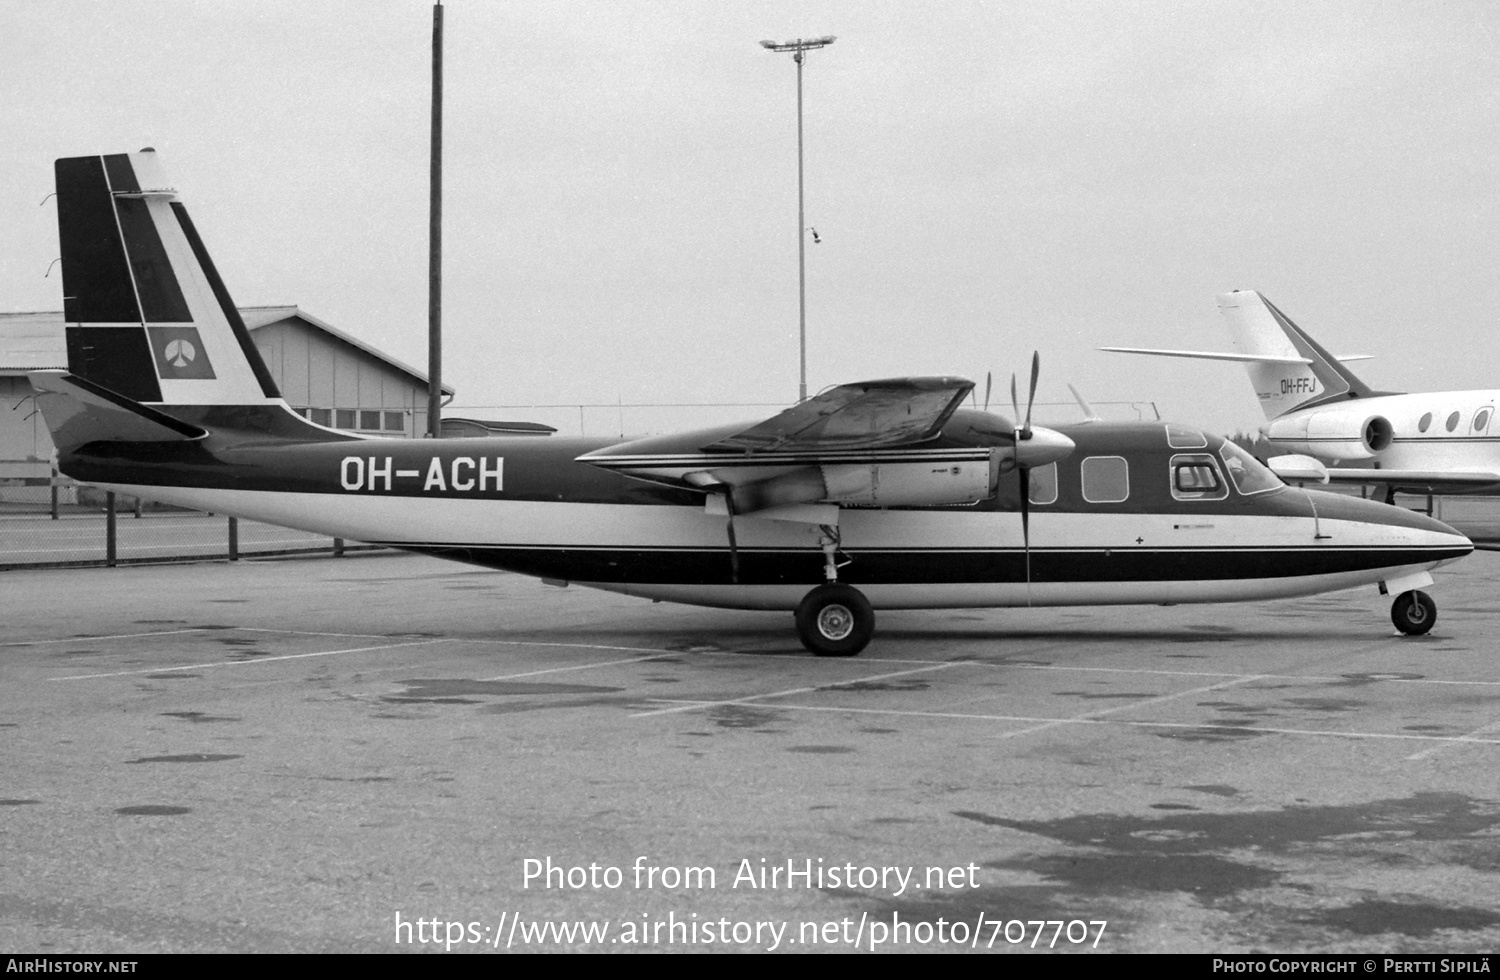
xmin=1391 ymin=589 xmax=1436 ymax=636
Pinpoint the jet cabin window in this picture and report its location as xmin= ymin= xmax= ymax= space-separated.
xmin=1081 ymin=456 xmax=1129 ymax=503
xmin=1219 ymin=441 xmax=1281 ymax=496
xmin=1170 ymin=454 xmax=1228 ymax=501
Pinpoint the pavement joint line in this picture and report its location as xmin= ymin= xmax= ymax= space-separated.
xmin=47 ymin=639 xmax=449 ymax=680
xmin=1 ymin=628 xmax=214 ymax=647
xmin=629 ymin=662 xmax=962 ymax=718
xmin=238 ymin=628 xmax=413 ymax=639
xmin=993 ymin=674 xmax=1273 ymax=741
xmin=1405 ymin=717 xmax=1500 ymax=760
xmin=465 ymin=639 xmax=692 ymax=654
xmin=478 ymin=654 xmax=678 ymax=682
xmin=670 ymin=700 xmax=1500 ymax=746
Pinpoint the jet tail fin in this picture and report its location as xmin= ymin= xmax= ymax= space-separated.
xmin=28 ymin=370 xmax=207 ymax=453
xmin=1216 ymin=291 xmax=1385 ymax=419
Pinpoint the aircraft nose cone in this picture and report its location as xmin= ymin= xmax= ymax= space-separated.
xmin=1015 ymin=426 xmax=1075 ymax=468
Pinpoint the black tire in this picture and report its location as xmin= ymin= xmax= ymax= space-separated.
xmin=794 ymin=584 xmax=875 ymax=656
xmin=1391 ymin=590 xmax=1436 ymax=636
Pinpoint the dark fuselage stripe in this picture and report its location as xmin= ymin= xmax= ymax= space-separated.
xmin=369 ymin=543 xmax=1467 ymax=586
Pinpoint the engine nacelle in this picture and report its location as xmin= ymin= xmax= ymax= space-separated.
xmin=728 ymin=455 xmax=1000 ymax=513
xmin=821 ymin=459 xmax=995 ymax=507
xmin=1264 ymin=411 xmax=1393 ymax=462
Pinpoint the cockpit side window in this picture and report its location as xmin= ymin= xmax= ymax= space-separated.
xmin=1027 ymin=462 xmax=1058 ymax=505
xmin=1218 ymin=441 xmax=1282 ymax=496
xmin=1170 ymin=454 xmax=1228 ymax=501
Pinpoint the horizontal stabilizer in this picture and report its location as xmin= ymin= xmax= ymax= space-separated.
xmin=1098 ymin=346 xmax=1311 ymax=365
xmin=27 ymin=370 xmax=207 ymax=449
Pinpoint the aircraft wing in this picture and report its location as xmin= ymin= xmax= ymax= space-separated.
xmin=702 ymin=377 xmax=974 ymax=453
xmin=1322 ymin=468 xmax=1500 ymax=487
xmin=578 ymin=377 xmax=1009 ymax=519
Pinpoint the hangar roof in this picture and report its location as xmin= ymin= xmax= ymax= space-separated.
xmin=0 ymin=307 xmax=454 ymax=395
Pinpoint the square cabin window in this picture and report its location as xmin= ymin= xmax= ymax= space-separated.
xmin=1081 ymin=456 xmax=1129 ymax=503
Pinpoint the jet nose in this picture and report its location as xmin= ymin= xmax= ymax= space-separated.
xmin=1015 ymin=426 xmax=1075 ymax=468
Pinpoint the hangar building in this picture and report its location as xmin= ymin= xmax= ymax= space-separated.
xmin=1 ymin=306 xmax=455 ymax=482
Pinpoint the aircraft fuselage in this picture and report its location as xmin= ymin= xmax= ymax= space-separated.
xmin=58 ymin=407 xmax=1470 ymax=612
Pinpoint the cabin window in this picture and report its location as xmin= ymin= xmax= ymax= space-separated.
xmin=1028 ymin=463 xmax=1058 ymax=505
xmin=1170 ymin=454 xmax=1228 ymax=501
xmin=1165 ymin=424 xmax=1208 ymax=449
xmin=1219 ymin=441 xmax=1281 ymax=495
xmin=1081 ymin=456 xmax=1129 ymax=503
xmin=1446 ymin=411 xmax=1461 ymax=432
xmin=1474 ymin=408 xmax=1492 ymax=433
xmin=1418 ymin=412 xmax=1432 ymax=433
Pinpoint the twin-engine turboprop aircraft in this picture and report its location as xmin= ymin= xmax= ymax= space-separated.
xmin=1104 ymin=291 xmax=1500 ymax=502
xmin=28 ymin=151 xmax=1473 ymax=654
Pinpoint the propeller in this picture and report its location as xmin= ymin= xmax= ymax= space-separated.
xmin=1008 ymin=352 xmax=1044 ymax=592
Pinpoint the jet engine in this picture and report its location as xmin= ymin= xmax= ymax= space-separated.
xmin=1264 ymin=411 xmax=1393 ymax=461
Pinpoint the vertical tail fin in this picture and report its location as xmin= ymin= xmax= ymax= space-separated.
xmin=1216 ymin=291 xmax=1376 ymax=419
xmin=54 ymin=150 xmax=281 ymax=407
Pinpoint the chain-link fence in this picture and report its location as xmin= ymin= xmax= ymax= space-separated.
xmin=0 ymin=482 xmax=378 ymax=569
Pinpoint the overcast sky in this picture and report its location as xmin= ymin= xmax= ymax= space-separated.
xmin=4 ymin=0 xmax=1499 ymax=436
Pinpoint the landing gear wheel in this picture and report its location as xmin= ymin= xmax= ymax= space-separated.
xmin=795 ymin=584 xmax=875 ymax=657
xmin=1391 ymin=590 xmax=1436 ymax=636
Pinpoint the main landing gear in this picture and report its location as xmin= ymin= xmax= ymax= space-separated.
xmin=1391 ymin=590 xmax=1437 ymax=636
xmin=793 ymin=525 xmax=875 ymax=657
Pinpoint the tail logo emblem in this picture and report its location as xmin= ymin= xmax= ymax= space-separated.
xmin=165 ymin=339 xmax=196 ymax=367
xmin=147 ymin=326 xmax=217 ymax=380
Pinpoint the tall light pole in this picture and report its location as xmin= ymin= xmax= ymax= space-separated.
xmin=760 ymin=35 xmax=835 ymax=403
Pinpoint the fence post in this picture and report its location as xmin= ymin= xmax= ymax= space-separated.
xmin=50 ymin=483 xmax=59 ymax=520
xmin=333 ymin=537 xmax=345 ymax=557
xmin=105 ymin=491 xmax=117 ymax=567
xmin=228 ymin=516 xmax=239 ymax=561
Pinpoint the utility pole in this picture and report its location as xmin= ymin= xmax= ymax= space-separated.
xmin=760 ymin=36 xmax=835 ymax=403
xmin=427 ymin=1 xmax=444 ymax=437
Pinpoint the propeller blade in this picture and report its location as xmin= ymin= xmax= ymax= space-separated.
xmin=1010 ymin=373 xmax=1019 ymax=429
xmin=1024 ymin=351 xmax=1040 ymax=438
xmin=1019 ymin=466 xmax=1031 ymax=587
xmin=723 ymin=493 xmax=740 ymax=584
xmin=984 ymin=372 xmax=992 ymax=413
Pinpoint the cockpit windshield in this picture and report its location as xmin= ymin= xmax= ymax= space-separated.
xmin=1218 ymin=440 xmax=1283 ymax=496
